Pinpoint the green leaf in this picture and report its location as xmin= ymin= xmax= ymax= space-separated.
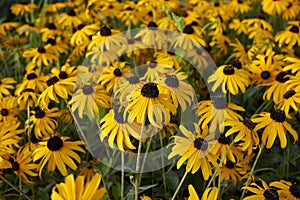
xmin=124 ymin=183 xmax=158 ymax=198
xmin=171 ymin=12 xmax=184 ymax=32
xmin=175 ymin=47 xmax=185 ymax=63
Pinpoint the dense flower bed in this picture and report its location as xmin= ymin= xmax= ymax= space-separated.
xmin=0 ymin=0 xmax=300 ymax=199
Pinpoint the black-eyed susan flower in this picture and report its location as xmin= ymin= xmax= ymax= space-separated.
xmin=173 ymin=24 xmax=206 ymax=49
xmin=229 ymin=19 xmax=249 ymax=35
xmin=142 ymin=60 xmax=173 ymax=81
xmin=0 ymin=96 xmax=18 ymax=122
xmin=125 ymin=82 xmax=176 ymax=128
xmin=277 ymin=88 xmax=300 ymax=118
xmin=27 ymin=107 xmax=61 ymax=138
xmin=33 ymin=135 xmax=85 ymax=176
xmin=40 ymin=23 xmax=62 ymax=41
xmin=98 ymin=62 xmax=130 ymax=92
xmin=159 ymin=71 xmax=195 ymax=111
xmin=71 ymin=23 xmax=99 ymax=46
xmin=220 ymin=159 xmax=249 ymax=186
xmin=243 ymin=179 xmax=279 ymax=200
xmin=100 ymin=106 xmax=140 ymax=151
xmin=10 ymin=3 xmax=37 ymax=16
xmin=58 ymin=7 xmax=82 ymax=28
xmin=0 ymin=22 xmax=19 ymax=37
xmin=263 ymin=71 xmax=289 ymax=104
xmin=17 ymin=88 xmax=39 ymax=110
xmin=281 ymin=0 xmax=299 ymax=20
xmin=155 ymin=50 xmax=181 ymax=70
xmin=168 ymin=124 xmax=219 ymax=180
xmin=10 ymin=147 xmax=38 ymax=184
xmin=0 ymin=122 xmax=23 ymax=156
xmin=225 ymin=118 xmax=259 ymax=155
xmin=22 ymin=45 xmax=57 ymax=67
xmin=270 ymin=180 xmax=300 ymax=200
xmin=70 ymin=84 xmax=111 ymax=119
xmin=230 ymin=39 xmax=257 ymax=65
xmin=229 ymin=0 xmax=251 ymax=14
xmin=211 ymin=134 xmax=243 ymax=164
xmin=135 ymin=21 xmax=168 ymax=49
xmin=88 ymin=26 xmax=126 ymax=52
xmin=51 ymin=173 xmax=106 ymax=200
xmin=0 ymin=77 xmax=16 ymax=98
xmin=261 ymin=0 xmax=289 ymax=15
xmin=201 ymin=187 xmax=218 ymax=200
xmin=38 ymin=67 xmax=76 ymax=108
xmin=187 ymin=184 xmax=199 ymax=200
xmin=252 ymin=109 xmax=298 ymax=149
xmin=275 ymin=21 xmax=300 ymax=49
xmin=15 ymin=70 xmax=46 ymax=95
xmin=114 ymin=73 xmax=141 ymax=102
xmin=198 ymin=97 xmax=244 ymax=132
xmin=45 ymin=37 xmax=68 ymax=56
xmin=208 ymin=62 xmax=250 ymax=95
xmin=249 ymin=54 xmax=282 ymax=86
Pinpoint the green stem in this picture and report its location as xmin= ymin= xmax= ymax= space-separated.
xmin=171 ymin=171 xmax=188 ymax=200
xmin=121 ymin=151 xmax=124 ymax=200
xmin=138 ymin=135 xmax=153 ymax=185
xmin=254 ymin=100 xmax=272 ymax=114
xmin=39 ymin=0 xmax=48 ymax=28
xmin=240 ymin=143 xmax=264 ymax=200
xmin=160 ymin=136 xmax=167 ymax=198
xmin=0 ymin=48 xmax=10 ymax=76
xmin=0 ymin=175 xmax=31 ymax=200
xmin=135 ymin=120 xmax=145 ymax=200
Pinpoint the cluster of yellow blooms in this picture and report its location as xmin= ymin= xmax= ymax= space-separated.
xmin=0 ymin=0 xmax=300 ymax=199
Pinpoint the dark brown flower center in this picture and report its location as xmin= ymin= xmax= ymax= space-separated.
xmin=67 ymin=8 xmax=76 ymax=16
xmin=183 ymin=25 xmax=194 ymax=34
xmin=26 ymin=72 xmax=38 ymax=80
xmin=165 ymin=75 xmax=179 ymax=88
xmin=290 ymin=25 xmax=299 ymax=33
xmin=148 ymin=61 xmax=157 ymax=68
xmin=1 ymin=109 xmax=9 ymax=116
xmin=167 ymin=51 xmax=175 ymax=55
xmin=47 ymin=136 xmax=63 ymax=151
xmin=270 ymin=110 xmax=285 ymax=122
xmin=113 ymin=68 xmax=122 ymax=77
xmin=35 ymin=109 xmax=46 ymax=118
xmin=276 ymin=72 xmax=289 ymax=83
xmin=218 ymin=135 xmax=231 ymax=144
xmin=114 ymin=108 xmax=125 ymax=124
xmin=290 ymin=183 xmax=300 ymax=198
xmin=82 ymin=85 xmax=94 ymax=95
xmin=141 ymin=82 xmax=159 ymax=98
xmin=225 ymin=160 xmax=235 ymax=169
xmin=12 ymin=161 xmax=20 ymax=171
xmin=284 ymin=89 xmax=296 ymax=99
xmin=261 ymin=71 xmax=271 ymax=79
xmin=59 ymin=71 xmax=68 ymax=79
xmin=21 ymin=88 xmax=35 ymax=94
xmin=223 ymin=65 xmax=235 ymax=75
xmin=46 ymin=23 xmax=56 ymax=30
xmin=77 ymin=23 xmax=85 ymax=30
xmin=212 ymin=97 xmax=227 ymax=109
xmin=46 ymin=76 xmax=59 ymax=86
xmin=243 ymin=119 xmax=256 ymax=130
xmin=231 ymin=60 xmax=242 ymax=69
xmin=194 ymin=138 xmax=208 ymax=151
xmin=100 ymin=26 xmax=112 ymax=36
xmin=37 ymin=46 xmax=46 ymax=53
xmin=263 ymin=189 xmax=279 ymax=200
xmin=46 ymin=38 xmax=56 ymax=46
xmin=147 ymin=21 xmax=157 ymax=30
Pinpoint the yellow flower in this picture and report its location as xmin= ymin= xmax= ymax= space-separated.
xmin=261 ymin=0 xmax=289 ymax=15
xmin=58 ymin=8 xmax=82 ymax=28
xmin=168 ymin=124 xmax=219 ymax=179
xmin=0 ymin=77 xmax=16 ymax=98
xmin=252 ymin=109 xmax=298 ymax=149
xmin=243 ymin=179 xmax=279 ymax=200
xmin=33 ymin=135 xmax=85 ymax=176
xmin=173 ymin=24 xmax=206 ymax=49
xmin=10 ymin=3 xmax=37 ymax=16
xmin=270 ymin=180 xmax=300 ymax=200
xmin=208 ymin=62 xmax=250 ymax=95
xmin=277 ymin=88 xmax=300 ymax=118
xmin=275 ymin=21 xmax=300 ymax=49
xmin=201 ymin=187 xmax=218 ymax=200
xmin=51 ymin=173 xmax=106 ymax=200
xmin=71 ymin=23 xmax=99 ymax=46
xmin=11 ymin=147 xmax=38 ymax=184
xmin=22 ymin=45 xmax=57 ymax=67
